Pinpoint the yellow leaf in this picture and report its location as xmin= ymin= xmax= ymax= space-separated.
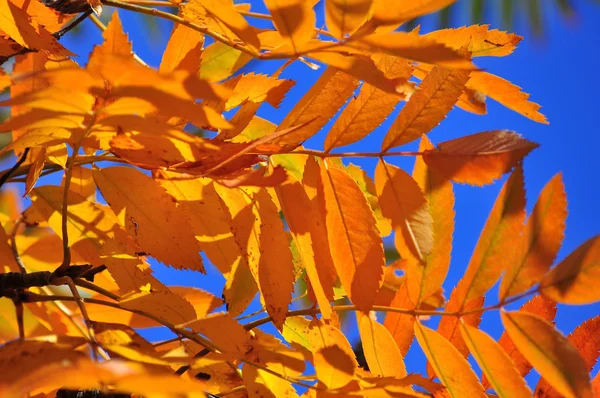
xmin=460 ymin=322 xmax=531 ymax=397
xmin=371 ymin=0 xmax=456 ymax=24
xmin=0 ymin=0 xmax=70 ymax=56
xmin=199 ymin=41 xmax=253 ymax=82
xmin=422 ymin=130 xmax=539 ymax=185
xmin=24 ymin=147 xmax=46 ymax=196
xmin=314 ymin=345 xmax=356 ymax=389
xmin=325 ymin=0 xmax=371 ymax=39
xmin=376 ymin=160 xmax=433 ymax=262
xmin=160 ymin=23 xmax=204 ymax=74
xmin=62 ymin=166 xmax=96 ymax=200
xmin=264 ymin=0 xmax=316 ymax=53
xmin=381 ymin=66 xmax=470 ymax=151
xmin=155 ymin=173 xmax=241 ymax=275
xmin=354 ymin=32 xmax=474 ymax=70
xmin=500 ymin=173 xmax=567 ymax=300
xmin=93 ymin=166 xmax=205 ymax=272
xmin=425 ymin=25 xmax=522 ymax=57
xmin=540 ymin=235 xmax=600 ymax=304
xmin=87 ymin=11 xmax=133 ymax=71
xmin=359 ymin=313 xmax=407 ymax=377
xmin=308 ymin=319 xmax=357 ymax=363
xmin=274 ymin=67 xmax=359 ymax=146
xmin=501 ymin=310 xmax=592 ymax=398
xmin=414 ymin=322 xmax=486 ymax=398
xmin=0 ymin=127 xmax=71 ymax=155
xmin=186 ymin=313 xmax=251 ymax=357
xmin=457 ymin=166 xmax=526 ymax=303
xmin=467 ymin=71 xmax=548 ymax=124
xmin=406 ymin=136 xmax=454 ymax=305
xmin=324 ymin=56 xmax=412 ymax=151
xmin=275 ymin=175 xmax=336 ymax=319
xmin=243 ymin=362 xmax=299 ymax=398
xmin=184 ymin=0 xmax=260 ymax=52
xmin=318 ymin=160 xmax=385 ymax=311
xmin=212 ymin=184 xmax=259 ymax=316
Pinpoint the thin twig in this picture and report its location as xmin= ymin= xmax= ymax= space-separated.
xmin=9 ymin=217 xmax=27 ymax=274
xmin=0 ymin=148 xmax=30 ymax=189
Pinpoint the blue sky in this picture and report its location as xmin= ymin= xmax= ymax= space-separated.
xmin=3 ymin=0 xmax=600 ymax=390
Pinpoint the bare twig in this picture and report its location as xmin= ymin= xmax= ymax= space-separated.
xmin=0 ymin=148 xmax=30 ymax=189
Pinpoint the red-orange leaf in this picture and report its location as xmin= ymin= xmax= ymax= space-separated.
xmin=422 ymin=130 xmax=539 ymax=185
xmin=425 ymin=25 xmax=522 ymax=57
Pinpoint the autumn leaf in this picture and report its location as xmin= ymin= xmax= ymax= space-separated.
xmin=407 ymin=136 xmax=454 ymax=306
xmin=383 ymin=281 xmax=416 ymax=357
xmin=359 ymin=313 xmax=407 ymax=378
xmin=422 ymin=130 xmax=539 ymax=185
xmin=381 ymin=65 xmax=471 ymax=151
xmin=370 ymin=0 xmax=457 ymax=24
xmin=375 ymin=159 xmax=433 ymax=261
xmin=264 ymin=0 xmax=316 ymax=53
xmin=325 ymin=0 xmax=371 ymax=40
xmin=318 ymin=159 xmax=385 ymax=312
xmin=460 ymin=322 xmax=532 ymax=397
xmin=425 ymin=25 xmax=522 ymax=57
xmin=415 ymin=322 xmax=486 ymax=398
xmin=501 ymin=310 xmax=593 ymax=398
xmin=540 ymin=235 xmax=600 ymax=304
xmin=93 ymin=166 xmax=205 ymax=272
xmin=500 ymin=173 xmax=567 ymax=300
xmin=160 ymin=23 xmax=204 ymax=74
xmin=199 ymin=41 xmax=252 ymax=82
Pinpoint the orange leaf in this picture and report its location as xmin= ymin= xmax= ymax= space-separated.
xmin=324 ymin=55 xmax=411 ymax=151
xmin=318 ymin=159 xmax=385 ymax=311
xmin=383 ymin=281 xmax=416 ymax=356
xmin=467 ymin=71 xmax=548 ymax=124
xmin=457 ymin=165 xmax=526 ymax=303
xmin=23 ymin=147 xmax=46 ymax=196
xmin=375 ymin=160 xmax=433 ymax=262
xmin=355 ymin=32 xmax=474 ymax=70
xmin=325 ymin=0 xmax=371 ymax=40
xmin=406 ymin=136 xmax=454 ymax=305
xmin=500 ymin=173 xmax=567 ymax=300
xmin=501 ymin=310 xmax=592 ymax=398
xmin=381 ymin=65 xmax=470 ymax=151
xmin=184 ymin=0 xmax=259 ymax=52
xmin=415 ymin=322 xmax=486 ymax=398
xmin=275 ymin=175 xmax=336 ymax=319
xmin=313 ymin=345 xmax=356 ymax=389
xmin=540 ymin=235 xmax=600 ymax=304
xmin=93 ymin=166 xmax=205 ymax=272
xmin=273 ymin=67 xmax=359 ymax=146
xmin=460 ymin=322 xmax=532 ymax=397
xmin=264 ymin=0 xmax=316 ymax=53
xmin=425 ymin=25 xmax=522 ymax=57
xmin=535 ymin=316 xmax=600 ymax=398
xmin=483 ymin=294 xmax=556 ymax=388
xmin=359 ymin=313 xmax=407 ymax=377
xmin=422 ymin=130 xmax=539 ymax=185
xmin=160 ymin=23 xmax=204 ymax=74
xmin=87 ymin=11 xmax=132 ymax=71
xmin=371 ymin=0 xmax=456 ymax=24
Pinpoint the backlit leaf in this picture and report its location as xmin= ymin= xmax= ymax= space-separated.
xmin=264 ymin=0 xmax=316 ymax=53
xmin=325 ymin=0 xmax=371 ymax=40
xmin=422 ymin=130 xmax=539 ymax=185
xmin=425 ymin=25 xmax=522 ymax=57
xmin=160 ymin=23 xmax=204 ymax=74
xmin=199 ymin=41 xmax=253 ymax=82
xmin=501 ymin=310 xmax=592 ymax=398
xmin=540 ymin=235 xmax=600 ymax=304
xmin=359 ymin=313 xmax=407 ymax=378
xmin=467 ymin=71 xmax=548 ymax=124
xmin=273 ymin=67 xmax=359 ymax=145
xmin=313 ymin=345 xmax=356 ymax=389
xmin=375 ymin=160 xmax=433 ymax=261
xmin=381 ymin=65 xmax=470 ymax=151
xmin=318 ymin=159 xmax=385 ymax=311
xmin=415 ymin=322 xmax=486 ymax=398
xmin=371 ymin=0 xmax=456 ymax=23
xmin=500 ymin=173 xmax=567 ymax=300
xmin=460 ymin=322 xmax=531 ymax=397
xmin=93 ymin=166 xmax=205 ymax=272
